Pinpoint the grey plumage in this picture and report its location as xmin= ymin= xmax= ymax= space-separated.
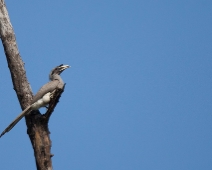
xmin=31 ymin=81 xmax=59 ymax=104
xmin=0 ymin=64 xmax=69 ymax=138
xmin=0 ymin=106 xmax=31 ymax=137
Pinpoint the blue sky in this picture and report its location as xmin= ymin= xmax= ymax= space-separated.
xmin=0 ymin=0 xmax=212 ymax=169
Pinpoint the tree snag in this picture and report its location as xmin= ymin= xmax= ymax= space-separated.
xmin=0 ymin=1 xmax=65 ymax=170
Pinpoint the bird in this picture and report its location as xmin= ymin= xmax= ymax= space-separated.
xmin=0 ymin=64 xmax=70 ymax=138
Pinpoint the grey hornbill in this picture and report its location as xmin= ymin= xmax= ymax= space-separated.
xmin=0 ymin=64 xmax=69 ymax=138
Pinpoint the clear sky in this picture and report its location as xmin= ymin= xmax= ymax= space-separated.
xmin=0 ymin=1 xmax=212 ymax=169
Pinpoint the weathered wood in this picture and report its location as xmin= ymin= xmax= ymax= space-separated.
xmin=0 ymin=0 xmax=32 ymax=109
xmin=0 ymin=1 xmax=63 ymax=170
xmin=45 ymin=84 xmax=65 ymax=121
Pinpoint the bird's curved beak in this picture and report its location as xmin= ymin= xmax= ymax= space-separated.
xmin=60 ymin=65 xmax=70 ymax=71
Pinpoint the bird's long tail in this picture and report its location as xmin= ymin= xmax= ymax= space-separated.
xmin=0 ymin=105 xmax=32 ymax=138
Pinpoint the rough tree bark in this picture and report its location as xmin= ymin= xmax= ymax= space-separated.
xmin=0 ymin=1 xmax=64 ymax=170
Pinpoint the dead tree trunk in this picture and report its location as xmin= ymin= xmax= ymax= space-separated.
xmin=0 ymin=1 xmax=63 ymax=170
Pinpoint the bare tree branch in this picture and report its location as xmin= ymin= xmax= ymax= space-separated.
xmin=0 ymin=1 xmax=64 ymax=170
xmin=0 ymin=0 xmax=32 ymax=108
xmin=45 ymin=84 xmax=66 ymax=122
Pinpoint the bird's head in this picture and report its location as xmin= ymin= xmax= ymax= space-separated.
xmin=49 ymin=64 xmax=70 ymax=80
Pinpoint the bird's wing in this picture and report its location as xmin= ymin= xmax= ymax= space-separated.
xmin=0 ymin=105 xmax=32 ymax=138
xmin=31 ymin=80 xmax=59 ymax=104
